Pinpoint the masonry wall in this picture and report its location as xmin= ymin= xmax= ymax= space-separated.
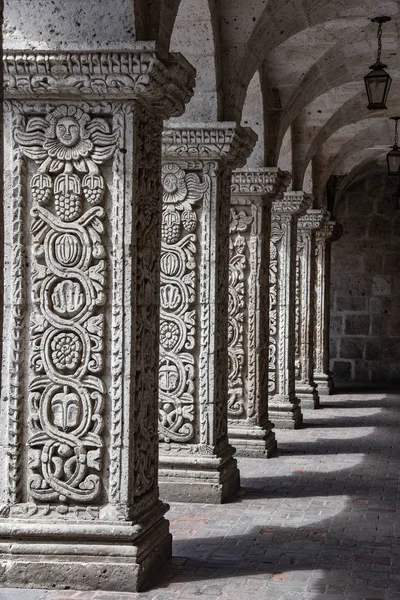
xmin=330 ymin=173 xmax=400 ymax=385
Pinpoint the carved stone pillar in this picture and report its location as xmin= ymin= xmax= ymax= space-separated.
xmin=1 ymin=50 xmax=195 ymax=591
xmin=159 ymin=123 xmax=256 ymax=502
xmin=228 ymin=168 xmax=290 ymax=457
xmin=268 ymin=192 xmax=310 ymax=429
xmin=313 ymin=220 xmax=342 ymax=395
xmin=295 ymin=209 xmax=328 ymax=409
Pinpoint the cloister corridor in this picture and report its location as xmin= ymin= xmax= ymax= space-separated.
xmin=3 ymin=0 xmax=400 ymax=598
xmin=2 ymin=390 xmax=399 ymax=600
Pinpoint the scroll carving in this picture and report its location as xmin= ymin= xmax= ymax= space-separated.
xmin=228 ymin=207 xmax=253 ymax=418
xmin=14 ymin=104 xmax=117 ymax=503
xmin=268 ymin=219 xmax=286 ymax=395
xmin=158 ymin=162 xmax=210 ymax=443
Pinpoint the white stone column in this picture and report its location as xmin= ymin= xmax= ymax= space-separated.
xmin=313 ymin=220 xmax=342 ymax=395
xmin=268 ymin=192 xmax=310 ymax=429
xmin=159 ymin=124 xmax=256 ymax=502
xmin=295 ymin=209 xmax=328 ymax=409
xmin=1 ymin=49 xmax=194 ymax=591
xmin=228 ymin=168 xmax=290 ymax=457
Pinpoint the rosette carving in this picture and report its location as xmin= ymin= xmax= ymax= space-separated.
xmin=14 ymin=104 xmax=117 ymax=504
xmin=228 ymin=208 xmax=253 ymax=418
xmin=158 ymin=162 xmax=210 ymax=443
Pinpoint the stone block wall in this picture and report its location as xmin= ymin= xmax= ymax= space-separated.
xmin=330 ymin=174 xmax=400 ymax=385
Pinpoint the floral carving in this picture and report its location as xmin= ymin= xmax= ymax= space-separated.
xmin=158 ymin=162 xmax=210 ymax=443
xmin=13 ymin=103 xmax=118 ymax=504
xmin=228 ymin=208 xmax=253 ymax=418
xmin=15 ymin=104 xmax=117 ymax=222
xmin=160 ymin=321 xmax=180 ymax=351
xmin=269 ymin=220 xmax=285 ymax=395
xmin=51 ymin=333 xmax=82 ymax=371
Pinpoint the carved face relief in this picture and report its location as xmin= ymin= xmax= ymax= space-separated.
xmin=55 ymin=117 xmax=81 ymax=147
xmin=162 ymin=164 xmax=187 ymax=204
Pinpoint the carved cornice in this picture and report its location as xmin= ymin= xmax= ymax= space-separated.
xmin=298 ymin=209 xmax=329 ymax=231
xmin=316 ymin=220 xmax=343 ymax=243
xmin=231 ymin=168 xmax=291 ymax=197
xmin=3 ymin=47 xmax=196 ymax=118
xmin=271 ymin=191 xmax=311 ymax=216
xmin=162 ymin=123 xmax=257 ymax=168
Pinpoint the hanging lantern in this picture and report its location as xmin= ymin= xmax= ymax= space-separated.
xmin=387 ymin=118 xmax=400 ymax=175
xmin=364 ymin=16 xmax=392 ymax=110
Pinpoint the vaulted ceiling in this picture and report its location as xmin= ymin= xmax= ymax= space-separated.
xmin=4 ymin=0 xmax=400 ymax=213
xmin=166 ymin=0 xmax=400 ymax=213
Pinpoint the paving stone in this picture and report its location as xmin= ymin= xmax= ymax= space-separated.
xmin=4 ymin=391 xmax=400 ymax=599
xmin=0 ymin=592 xmax=46 ymax=600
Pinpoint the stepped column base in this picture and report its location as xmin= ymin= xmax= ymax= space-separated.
xmin=0 ymin=504 xmax=171 ymax=592
xmin=314 ymin=372 xmax=334 ymax=396
xmin=159 ymin=445 xmax=240 ymax=503
xmin=268 ymin=395 xmax=303 ymax=429
xmin=296 ymin=383 xmax=320 ymax=409
xmin=229 ymin=422 xmax=277 ymax=458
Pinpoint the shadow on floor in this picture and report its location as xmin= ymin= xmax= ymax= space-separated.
xmin=152 ymin=390 xmax=400 ymax=599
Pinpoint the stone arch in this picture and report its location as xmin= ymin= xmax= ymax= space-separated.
xmin=168 ymin=0 xmax=220 ymax=121
xmin=312 ymin=119 xmax=392 ymax=206
xmin=230 ymin=0 xmax=399 ymax=120
xmin=241 ymin=70 xmax=264 ymax=167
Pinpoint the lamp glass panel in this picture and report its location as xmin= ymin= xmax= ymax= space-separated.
xmin=367 ymin=75 xmax=389 ymax=104
xmin=387 ymin=151 xmax=400 ymax=174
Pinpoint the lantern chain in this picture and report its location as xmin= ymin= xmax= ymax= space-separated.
xmin=377 ymin=21 xmax=383 ymax=62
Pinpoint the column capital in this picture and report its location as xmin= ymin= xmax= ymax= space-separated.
xmin=3 ymin=47 xmax=196 ymax=118
xmin=162 ymin=122 xmax=257 ymax=167
xmin=316 ymin=220 xmax=343 ymax=243
xmin=272 ymin=191 xmax=311 ymax=216
xmin=298 ymin=208 xmax=329 ymax=231
xmin=231 ymin=167 xmax=291 ymax=197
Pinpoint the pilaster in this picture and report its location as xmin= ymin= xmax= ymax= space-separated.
xmin=159 ymin=123 xmax=256 ymax=502
xmin=228 ymin=168 xmax=290 ymax=457
xmin=268 ymin=192 xmax=311 ymax=429
xmin=295 ymin=209 xmax=328 ymax=409
xmin=314 ymin=220 xmax=343 ymax=395
xmin=1 ymin=49 xmax=195 ymax=591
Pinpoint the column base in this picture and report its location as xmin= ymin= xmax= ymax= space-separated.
xmin=268 ymin=395 xmax=303 ymax=429
xmin=295 ymin=383 xmax=320 ymax=409
xmin=159 ymin=444 xmax=240 ymax=503
xmin=314 ymin=372 xmax=333 ymax=395
xmin=0 ymin=502 xmax=171 ymax=592
xmin=228 ymin=422 xmax=277 ymax=458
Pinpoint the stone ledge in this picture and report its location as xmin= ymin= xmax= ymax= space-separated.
xmin=298 ymin=208 xmax=329 ymax=231
xmin=272 ymin=191 xmax=312 ymax=216
xmin=231 ymin=167 xmax=291 ymax=196
xmin=3 ymin=47 xmax=196 ymax=118
xmin=162 ymin=122 xmax=257 ymax=168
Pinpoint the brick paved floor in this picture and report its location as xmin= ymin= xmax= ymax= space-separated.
xmin=2 ymin=390 xmax=400 ymax=600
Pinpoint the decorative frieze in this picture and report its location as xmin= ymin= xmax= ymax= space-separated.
xmin=227 ymin=168 xmax=290 ymax=457
xmin=295 ymin=209 xmax=328 ymax=409
xmin=268 ymin=192 xmax=311 ymax=429
xmin=159 ymin=124 xmax=256 ymax=502
xmin=314 ymin=220 xmax=343 ymax=395
xmin=3 ymin=48 xmax=196 ymax=117
xmin=0 ymin=48 xmax=195 ymax=592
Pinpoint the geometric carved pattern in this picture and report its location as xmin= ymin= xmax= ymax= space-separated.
xmin=14 ymin=104 xmax=117 ymax=503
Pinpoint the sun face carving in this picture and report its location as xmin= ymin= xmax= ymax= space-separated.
xmin=56 ymin=117 xmax=81 ymax=147
xmin=14 ymin=104 xmax=118 ymax=221
xmin=42 ymin=107 xmax=94 ymax=168
xmin=15 ymin=104 xmax=117 ymax=174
